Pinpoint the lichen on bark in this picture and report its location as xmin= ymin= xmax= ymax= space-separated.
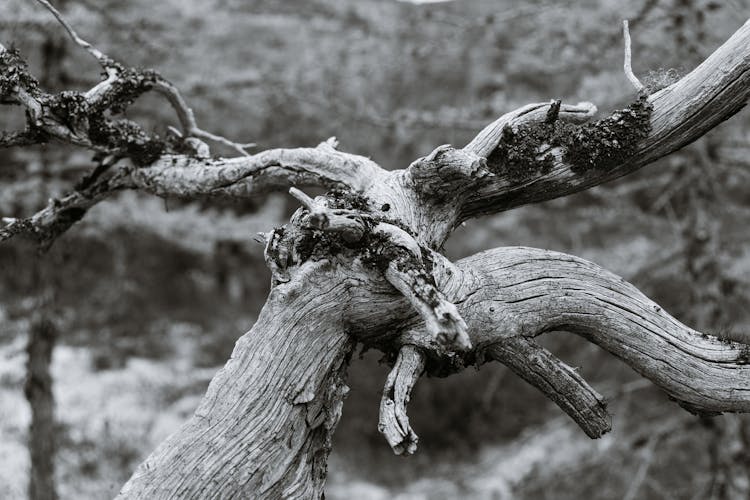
xmin=487 ymin=96 xmax=653 ymax=179
xmin=0 ymin=46 xmax=39 ymax=98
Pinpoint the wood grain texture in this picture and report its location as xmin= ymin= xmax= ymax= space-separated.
xmin=458 ymin=20 xmax=750 ymax=221
xmin=451 ymin=247 xmax=750 ymax=416
xmin=118 ymin=261 xmax=355 ymax=499
xmin=4 ymin=9 xmax=750 ymax=500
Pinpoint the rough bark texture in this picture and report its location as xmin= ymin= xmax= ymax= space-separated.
xmin=118 ymin=261 xmax=355 ymax=499
xmin=452 ymin=248 xmax=750 ymax=417
xmin=457 ymin=20 xmax=750 ymax=221
xmin=3 ymin=7 xmax=750 ymax=500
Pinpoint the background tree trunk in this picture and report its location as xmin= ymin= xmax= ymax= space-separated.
xmin=25 ymin=316 xmax=57 ymax=500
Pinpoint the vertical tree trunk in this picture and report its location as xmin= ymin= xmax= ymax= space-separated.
xmin=25 ymin=316 xmax=58 ymax=500
xmin=23 ymin=16 xmax=67 ymax=499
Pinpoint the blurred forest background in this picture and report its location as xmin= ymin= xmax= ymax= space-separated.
xmin=1 ymin=0 xmax=750 ymax=498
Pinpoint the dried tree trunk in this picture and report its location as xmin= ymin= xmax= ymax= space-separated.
xmin=3 ymin=6 xmax=750 ymax=500
xmin=117 ymin=261 xmax=357 ymax=499
xmin=25 ymin=316 xmax=58 ymax=500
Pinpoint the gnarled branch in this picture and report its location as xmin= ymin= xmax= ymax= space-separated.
xmin=487 ymin=336 xmax=611 ymax=438
xmin=457 ymin=19 xmax=750 ymax=221
xmin=0 ymin=143 xmax=384 ymax=246
xmin=378 ymin=345 xmax=425 ymax=455
xmin=450 ymin=247 xmax=750 ymax=421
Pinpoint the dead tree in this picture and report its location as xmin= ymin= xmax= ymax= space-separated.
xmin=3 ymin=3 xmax=750 ymax=498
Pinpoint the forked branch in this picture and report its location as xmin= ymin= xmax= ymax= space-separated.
xmin=402 ymin=19 xmax=750 ymax=227
xmin=450 ymin=247 xmax=750 ymax=424
xmin=382 ymin=247 xmax=750 ymax=445
xmin=456 ymin=19 xmax=750 ymax=221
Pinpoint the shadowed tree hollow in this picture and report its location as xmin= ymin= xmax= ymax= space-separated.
xmin=3 ymin=2 xmax=750 ymax=498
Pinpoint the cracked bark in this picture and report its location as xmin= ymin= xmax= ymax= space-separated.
xmin=3 ymin=8 xmax=750 ymax=500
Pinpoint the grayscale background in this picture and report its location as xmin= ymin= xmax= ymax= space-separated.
xmin=1 ymin=0 xmax=749 ymax=498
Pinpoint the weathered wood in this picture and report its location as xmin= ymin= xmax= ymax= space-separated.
xmin=378 ymin=345 xmax=425 ymax=455
xmin=4 ymin=6 xmax=750 ymax=500
xmin=118 ymin=261 xmax=355 ymax=499
xmin=451 ymin=247 xmax=750 ymax=417
xmin=487 ymin=336 xmax=610 ymax=438
xmin=457 ymin=19 xmax=750 ymax=221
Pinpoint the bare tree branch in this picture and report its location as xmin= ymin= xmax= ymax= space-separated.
xmin=0 ymin=143 xmax=384 ymax=246
xmin=450 ymin=247 xmax=750 ymax=418
xmin=4 ymin=7 xmax=750 ymax=497
xmin=459 ymin=22 xmax=750 ymax=220
xmin=378 ymin=345 xmax=424 ymax=455
xmin=3 ymin=0 xmax=255 ymax=158
xmin=488 ymin=336 xmax=611 ymax=438
xmin=404 ymin=19 xmax=750 ymax=225
xmin=623 ymin=20 xmax=645 ymax=92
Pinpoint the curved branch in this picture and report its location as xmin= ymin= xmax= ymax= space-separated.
xmin=378 ymin=345 xmax=425 ymax=455
xmin=0 ymin=145 xmax=384 ymax=246
xmin=131 ymin=145 xmax=382 ymax=197
xmin=455 ymin=19 xmax=750 ymax=222
xmin=622 ymin=20 xmax=645 ymax=92
xmin=453 ymin=247 xmax=750 ymax=421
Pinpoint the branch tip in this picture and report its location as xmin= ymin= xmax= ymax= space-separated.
xmin=378 ymin=345 xmax=424 ymax=455
xmin=33 ymin=0 xmax=112 ymax=66
xmin=623 ymin=20 xmax=645 ymax=91
xmin=289 ymin=187 xmax=316 ymax=211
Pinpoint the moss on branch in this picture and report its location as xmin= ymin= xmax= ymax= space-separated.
xmin=487 ymin=96 xmax=653 ymax=180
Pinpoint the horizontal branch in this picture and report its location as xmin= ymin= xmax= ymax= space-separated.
xmin=452 ymin=247 xmax=750 ymax=422
xmin=132 ymin=144 xmax=382 ymax=198
xmin=1 ymin=144 xmax=384 ymax=247
xmin=453 ymin=19 xmax=750 ymax=222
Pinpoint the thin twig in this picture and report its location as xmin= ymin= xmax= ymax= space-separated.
xmin=152 ymin=72 xmax=253 ymax=155
xmin=32 ymin=0 xmax=111 ymax=66
xmin=32 ymin=0 xmax=254 ymax=156
xmin=623 ymin=20 xmax=645 ymax=91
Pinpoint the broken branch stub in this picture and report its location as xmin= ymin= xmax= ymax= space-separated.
xmin=378 ymin=345 xmax=425 ymax=455
xmin=284 ymin=188 xmax=472 ymax=352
